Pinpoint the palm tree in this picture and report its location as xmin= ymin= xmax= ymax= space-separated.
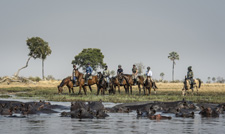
xmin=168 ymin=51 xmax=179 ymax=81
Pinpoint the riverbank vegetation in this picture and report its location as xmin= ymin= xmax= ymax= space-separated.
xmin=0 ymin=82 xmax=225 ymax=104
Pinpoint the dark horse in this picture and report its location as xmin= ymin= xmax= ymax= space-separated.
xmin=137 ymin=76 xmax=145 ymax=95
xmin=111 ymin=73 xmax=129 ymax=94
xmin=97 ymin=72 xmax=107 ymax=95
xmin=123 ymin=74 xmax=134 ymax=94
xmin=57 ymin=76 xmax=77 ymax=94
xmin=143 ymin=76 xmax=153 ymax=95
xmin=75 ymin=69 xmax=99 ymax=95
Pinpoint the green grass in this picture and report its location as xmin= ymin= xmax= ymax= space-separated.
xmin=0 ymin=87 xmax=225 ymax=103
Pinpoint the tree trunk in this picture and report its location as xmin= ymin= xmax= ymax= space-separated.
xmin=42 ymin=59 xmax=45 ymax=80
xmin=14 ymin=56 xmax=32 ymax=77
xmin=172 ymin=60 xmax=174 ymax=81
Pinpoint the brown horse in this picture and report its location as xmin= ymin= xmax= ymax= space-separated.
xmin=111 ymin=74 xmax=129 ymax=94
xmin=143 ymin=76 xmax=155 ymax=95
xmin=137 ymin=76 xmax=145 ymax=95
xmin=97 ymin=72 xmax=107 ymax=95
xmin=123 ymin=74 xmax=134 ymax=94
xmin=75 ymin=69 xmax=99 ymax=95
xmin=57 ymin=76 xmax=77 ymax=94
xmin=182 ymin=77 xmax=201 ymax=96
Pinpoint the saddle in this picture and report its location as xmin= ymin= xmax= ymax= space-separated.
xmin=82 ymin=75 xmax=92 ymax=80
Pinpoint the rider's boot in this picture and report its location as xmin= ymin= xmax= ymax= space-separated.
xmin=73 ymin=80 xmax=77 ymax=87
xmin=85 ymin=79 xmax=88 ymax=85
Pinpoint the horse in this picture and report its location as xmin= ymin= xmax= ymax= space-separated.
xmin=143 ymin=76 xmax=153 ymax=95
xmin=111 ymin=73 xmax=129 ymax=94
xmin=123 ymin=74 xmax=134 ymax=94
xmin=137 ymin=76 xmax=145 ymax=95
xmin=74 ymin=69 xmax=99 ymax=95
xmin=57 ymin=76 xmax=77 ymax=94
xmin=97 ymin=72 xmax=107 ymax=95
xmin=182 ymin=77 xmax=201 ymax=96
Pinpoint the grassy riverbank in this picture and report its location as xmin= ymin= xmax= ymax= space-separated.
xmin=0 ymin=81 xmax=225 ymax=103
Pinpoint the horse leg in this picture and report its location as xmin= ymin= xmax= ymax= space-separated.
xmin=83 ymin=86 xmax=87 ymax=95
xmin=89 ymin=85 xmax=92 ymax=92
xmin=130 ymin=86 xmax=132 ymax=95
xmin=97 ymin=86 xmax=100 ymax=95
xmin=149 ymin=87 xmax=151 ymax=95
xmin=78 ymin=86 xmax=82 ymax=95
xmin=138 ymin=84 xmax=141 ymax=95
xmin=118 ymin=85 xmax=120 ymax=94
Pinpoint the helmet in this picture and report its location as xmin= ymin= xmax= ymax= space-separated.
xmin=105 ymin=65 xmax=108 ymax=68
xmin=147 ymin=66 xmax=150 ymax=70
xmin=118 ymin=65 xmax=121 ymax=67
xmin=87 ymin=63 xmax=90 ymax=65
xmin=188 ymin=66 xmax=192 ymax=70
xmin=73 ymin=64 xmax=76 ymax=67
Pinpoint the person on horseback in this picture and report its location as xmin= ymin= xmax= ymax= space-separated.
xmin=187 ymin=66 xmax=194 ymax=89
xmin=71 ymin=64 xmax=77 ymax=86
xmin=117 ymin=65 xmax=124 ymax=84
xmin=132 ymin=64 xmax=138 ymax=85
xmin=103 ymin=65 xmax=110 ymax=89
xmin=85 ymin=63 xmax=93 ymax=85
xmin=145 ymin=66 xmax=157 ymax=89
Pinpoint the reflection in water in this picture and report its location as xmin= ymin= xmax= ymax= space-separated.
xmin=0 ymin=101 xmax=225 ymax=134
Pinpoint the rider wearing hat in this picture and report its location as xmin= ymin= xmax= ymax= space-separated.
xmin=187 ymin=66 xmax=194 ymax=89
xmin=132 ymin=64 xmax=138 ymax=85
xmin=85 ymin=63 xmax=93 ymax=85
xmin=72 ymin=64 xmax=77 ymax=86
xmin=117 ymin=65 xmax=123 ymax=75
xmin=117 ymin=65 xmax=124 ymax=84
xmin=103 ymin=65 xmax=110 ymax=89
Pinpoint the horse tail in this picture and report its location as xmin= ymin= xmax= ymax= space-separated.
xmin=197 ymin=78 xmax=201 ymax=88
xmin=59 ymin=78 xmax=66 ymax=87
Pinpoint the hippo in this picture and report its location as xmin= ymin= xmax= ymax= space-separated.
xmin=199 ymin=106 xmax=220 ymax=117
xmin=175 ymin=108 xmax=195 ymax=118
xmin=71 ymin=101 xmax=88 ymax=111
xmin=87 ymin=100 xmax=104 ymax=111
xmin=71 ymin=108 xmax=94 ymax=119
xmin=136 ymin=106 xmax=156 ymax=118
xmin=149 ymin=114 xmax=172 ymax=120
xmin=95 ymin=110 xmax=109 ymax=119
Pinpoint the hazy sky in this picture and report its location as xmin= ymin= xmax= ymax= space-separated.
xmin=0 ymin=0 xmax=225 ymax=82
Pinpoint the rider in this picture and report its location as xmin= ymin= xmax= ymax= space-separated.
xmin=72 ymin=64 xmax=77 ymax=86
xmin=85 ymin=63 xmax=93 ymax=85
xmin=132 ymin=64 xmax=138 ymax=85
xmin=187 ymin=66 xmax=194 ymax=89
xmin=145 ymin=66 xmax=155 ymax=87
xmin=117 ymin=65 xmax=123 ymax=84
xmin=146 ymin=66 xmax=152 ymax=79
xmin=103 ymin=65 xmax=110 ymax=89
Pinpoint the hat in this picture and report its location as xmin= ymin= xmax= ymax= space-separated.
xmin=188 ymin=66 xmax=192 ymax=70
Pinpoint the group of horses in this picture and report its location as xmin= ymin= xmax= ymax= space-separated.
xmin=57 ymin=69 xmax=202 ymax=96
xmin=57 ymin=69 xmax=157 ymax=95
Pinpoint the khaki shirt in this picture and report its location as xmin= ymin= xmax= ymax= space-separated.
xmin=103 ymin=69 xmax=110 ymax=77
xmin=132 ymin=67 xmax=137 ymax=74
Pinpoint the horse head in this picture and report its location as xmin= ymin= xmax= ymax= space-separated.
xmin=57 ymin=85 xmax=63 ymax=94
xmin=74 ymin=69 xmax=80 ymax=79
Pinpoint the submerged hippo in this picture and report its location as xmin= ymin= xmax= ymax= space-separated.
xmin=175 ymin=108 xmax=195 ymax=118
xmin=136 ymin=106 xmax=156 ymax=118
xmin=199 ymin=106 xmax=220 ymax=117
xmin=149 ymin=114 xmax=172 ymax=120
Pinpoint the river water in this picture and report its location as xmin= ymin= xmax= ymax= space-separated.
xmin=0 ymin=98 xmax=225 ymax=134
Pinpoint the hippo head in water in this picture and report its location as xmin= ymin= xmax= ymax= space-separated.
xmin=199 ymin=106 xmax=220 ymax=117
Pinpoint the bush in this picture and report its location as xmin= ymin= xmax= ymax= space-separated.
xmin=46 ymin=75 xmax=55 ymax=81
xmin=28 ymin=76 xmax=41 ymax=82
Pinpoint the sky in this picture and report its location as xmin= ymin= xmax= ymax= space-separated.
xmin=0 ymin=0 xmax=225 ymax=82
